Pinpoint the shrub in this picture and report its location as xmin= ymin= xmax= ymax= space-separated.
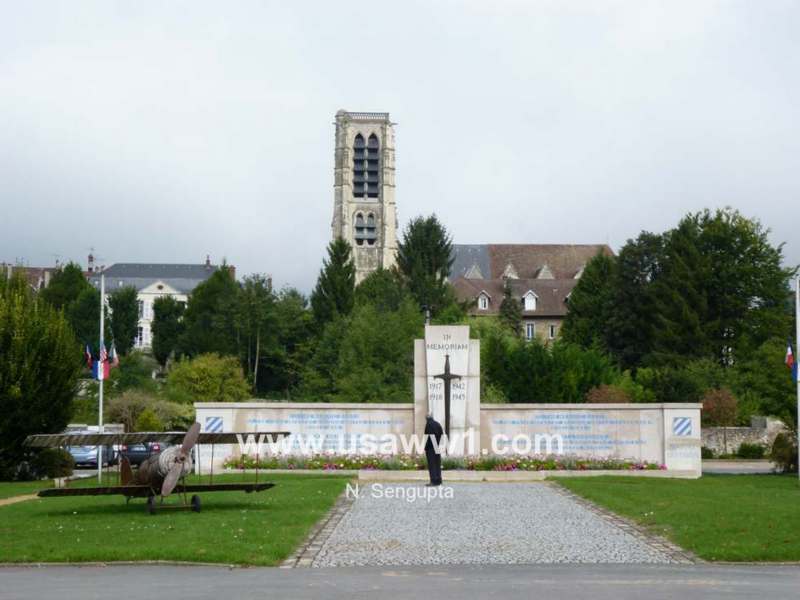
xmin=702 ymin=388 xmax=738 ymax=427
xmin=107 ymin=390 xmax=194 ymax=432
xmin=771 ymin=433 xmax=798 ymax=473
xmin=701 ymin=446 xmax=715 ymax=459
xmin=166 ymin=353 xmax=250 ymax=403
xmin=736 ymin=442 xmax=765 ymax=459
xmin=636 ymin=367 xmax=702 ymax=403
xmin=134 ymin=407 xmax=164 ymax=432
xmin=585 ymin=384 xmax=631 ymax=404
xmin=702 ymin=388 xmax=738 ymax=455
xmin=107 ymin=390 xmax=151 ymax=432
xmin=30 ymin=449 xmax=74 ymax=479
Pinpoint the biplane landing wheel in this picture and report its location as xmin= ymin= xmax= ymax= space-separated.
xmin=146 ymin=495 xmax=157 ymax=515
xmin=191 ymin=495 xmax=201 ymax=513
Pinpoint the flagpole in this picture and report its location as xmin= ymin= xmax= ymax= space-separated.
xmin=795 ymin=276 xmax=799 ymax=482
xmin=98 ymin=273 xmax=105 ymax=483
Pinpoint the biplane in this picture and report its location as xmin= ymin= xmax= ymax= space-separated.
xmin=24 ymin=423 xmax=289 ymax=514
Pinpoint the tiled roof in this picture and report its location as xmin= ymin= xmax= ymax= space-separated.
xmin=453 ymin=277 xmax=578 ymax=317
xmin=450 ymin=244 xmax=613 ymax=280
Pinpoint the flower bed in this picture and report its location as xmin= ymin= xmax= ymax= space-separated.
xmin=224 ymin=454 xmax=666 ymax=472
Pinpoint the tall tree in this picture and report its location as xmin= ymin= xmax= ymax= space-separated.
xmin=395 ymin=214 xmax=454 ymax=315
xmin=649 ymin=219 xmax=714 ymax=366
xmin=108 ymin=286 xmax=139 ymax=356
xmin=311 ymin=238 xmax=355 ymax=326
xmin=151 ymin=296 xmax=185 ymax=367
xmin=238 ymin=274 xmax=276 ymax=393
xmin=265 ymin=288 xmax=314 ymax=395
xmin=605 ymin=232 xmax=664 ymax=370
xmin=40 ymin=262 xmax=90 ymax=310
xmin=561 ymin=252 xmax=616 ymax=349
xmin=178 ymin=266 xmax=240 ymax=357
xmin=67 ymin=286 xmax=102 ymax=350
xmin=649 ymin=209 xmax=793 ymax=366
xmin=0 ymin=274 xmax=81 ymax=479
xmin=498 ymin=281 xmax=522 ymax=335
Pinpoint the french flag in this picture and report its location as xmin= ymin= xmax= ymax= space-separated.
xmin=787 ymin=341 xmax=798 ymax=382
xmin=92 ymin=345 xmax=110 ymax=380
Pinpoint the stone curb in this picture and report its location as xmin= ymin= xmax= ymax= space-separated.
xmin=0 ymin=561 xmax=242 ymax=569
xmin=280 ymin=489 xmax=355 ymax=569
xmin=226 ymin=469 xmax=701 ymax=481
xmin=548 ymin=482 xmax=701 ymax=565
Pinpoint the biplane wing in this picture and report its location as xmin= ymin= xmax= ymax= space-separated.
xmin=37 ymin=482 xmax=275 ymax=498
xmin=24 ymin=431 xmax=290 ymax=447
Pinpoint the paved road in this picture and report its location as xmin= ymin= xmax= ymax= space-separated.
xmin=2 ymin=564 xmax=799 ymax=600
xmin=314 ymin=483 xmax=677 ymax=566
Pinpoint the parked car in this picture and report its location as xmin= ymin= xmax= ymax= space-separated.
xmin=67 ymin=445 xmax=117 ymax=468
xmin=119 ymin=442 xmax=170 ymax=466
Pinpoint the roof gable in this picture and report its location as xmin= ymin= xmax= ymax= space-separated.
xmin=450 ymin=244 xmax=613 ymax=279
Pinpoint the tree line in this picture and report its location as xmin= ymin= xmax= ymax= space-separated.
xmin=560 ymin=208 xmax=797 ymax=429
xmin=150 ymin=215 xmax=461 ymax=400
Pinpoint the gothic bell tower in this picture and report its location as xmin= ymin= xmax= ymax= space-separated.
xmin=331 ymin=110 xmax=398 ymax=283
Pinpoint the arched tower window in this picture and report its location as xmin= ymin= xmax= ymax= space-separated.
xmin=352 ymin=133 xmax=380 ymax=199
xmin=353 ymin=212 xmax=377 ymax=246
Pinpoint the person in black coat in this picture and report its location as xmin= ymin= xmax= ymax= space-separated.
xmin=424 ymin=415 xmax=444 ymax=486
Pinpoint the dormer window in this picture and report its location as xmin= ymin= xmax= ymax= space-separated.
xmin=477 ymin=293 xmax=490 ymax=310
xmin=522 ymin=290 xmax=538 ymax=311
xmin=536 ymin=264 xmax=555 ymax=280
xmin=502 ymin=263 xmax=519 ymax=279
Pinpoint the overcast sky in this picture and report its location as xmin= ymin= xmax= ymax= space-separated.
xmin=2 ymin=1 xmax=798 ymax=292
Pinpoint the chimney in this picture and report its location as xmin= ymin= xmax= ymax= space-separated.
xmin=88 ymin=253 xmax=94 ymax=274
xmin=205 ymin=255 xmax=211 ymax=270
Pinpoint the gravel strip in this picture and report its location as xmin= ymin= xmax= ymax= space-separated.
xmin=312 ymin=482 xmax=677 ymax=566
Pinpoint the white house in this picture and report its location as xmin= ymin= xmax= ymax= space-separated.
xmin=89 ymin=258 xmax=231 ymax=349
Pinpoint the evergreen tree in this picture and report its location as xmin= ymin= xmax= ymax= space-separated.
xmin=67 ymin=286 xmax=102 ymax=349
xmin=605 ymin=232 xmax=664 ymax=370
xmin=395 ymin=215 xmax=454 ymax=315
xmin=151 ymin=296 xmax=185 ymax=367
xmin=108 ymin=286 xmax=139 ymax=356
xmin=311 ymin=238 xmax=355 ymax=326
xmin=498 ymin=281 xmax=522 ymax=335
xmin=649 ymin=219 xmax=714 ymax=366
xmin=561 ymin=252 xmax=616 ymax=349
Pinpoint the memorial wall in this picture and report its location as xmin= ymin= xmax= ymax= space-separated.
xmin=194 ymin=325 xmax=701 ymax=475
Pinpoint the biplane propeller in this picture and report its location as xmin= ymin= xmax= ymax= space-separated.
xmin=24 ymin=424 xmax=289 ymax=514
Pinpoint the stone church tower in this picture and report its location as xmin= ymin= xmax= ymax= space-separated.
xmin=331 ymin=110 xmax=398 ymax=283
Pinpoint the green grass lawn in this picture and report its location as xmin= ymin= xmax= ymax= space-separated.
xmin=556 ymin=474 xmax=800 ymax=562
xmin=0 ymin=480 xmax=54 ymax=499
xmin=0 ymin=473 xmax=349 ymax=565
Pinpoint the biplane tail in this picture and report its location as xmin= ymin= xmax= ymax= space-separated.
xmin=120 ymin=456 xmax=133 ymax=485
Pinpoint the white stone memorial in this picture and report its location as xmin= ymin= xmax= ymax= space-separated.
xmin=413 ymin=325 xmax=481 ymax=456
